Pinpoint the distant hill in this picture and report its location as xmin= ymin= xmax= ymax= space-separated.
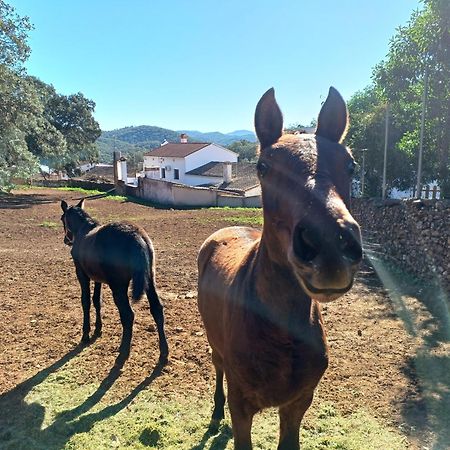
xmin=96 ymin=125 xmax=257 ymax=163
xmin=177 ymin=130 xmax=257 ymax=145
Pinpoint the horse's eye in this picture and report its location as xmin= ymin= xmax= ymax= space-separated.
xmin=348 ymin=160 xmax=356 ymax=176
xmin=257 ymin=161 xmax=269 ymax=177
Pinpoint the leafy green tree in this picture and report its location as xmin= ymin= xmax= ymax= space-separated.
xmin=0 ymin=1 xmax=37 ymax=190
xmin=27 ymin=77 xmax=101 ymax=171
xmin=0 ymin=127 xmax=38 ymax=191
xmin=125 ymin=150 xmax=145 ymax=174
xmin=345 ymin=86 xmax=415 ymax=196
xmin=0 ymin=2 xmax=101 ymax=190
xmin=372 ymin=0 xmax=450 ymax=197
xmin=43 ymin=91 xmax=101 ymax=172
xmin=0 ymin=0 xmax=32 ymax=70
xmin=227 ymin=140 xmax=258 ymax=162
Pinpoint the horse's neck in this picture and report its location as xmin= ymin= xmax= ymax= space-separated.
xmin=253 ymin=234 xmax=317 ymax=327
xmin=74 ymin=215 xmax=98 ymax=236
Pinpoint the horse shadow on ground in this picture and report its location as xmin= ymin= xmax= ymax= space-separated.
xmin=361 ymin=252 xmax=450 ymax=449
xmin=0 ymin=192 xmax=59 ymax=210
xmin=188 ymin=423 xmax=233 ymax=450
xmin=0 ymin=343 xmax=164 ymax=450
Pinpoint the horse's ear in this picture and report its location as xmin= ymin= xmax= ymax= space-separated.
xmin=76 ymin=198 xmax=85 ymax=209
xmin=255 ymin=88 xmax=283 ymax=148
xmin=315 ymin=87 xmax=349 ymax=143
xmin=61 ymin=200 xmax=68 ymax=212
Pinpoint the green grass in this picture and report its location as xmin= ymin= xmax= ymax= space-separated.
xmin=222 ymin=215 xmax=263 ymax=226
xmin=53 ymin=187 xmax=126 ymax=202
xmin=208 ymin=206 xmax=262 ymax=213
xmin=0 ymin=350 xmax=408 ymax=450
xmin=40 ymin=221 xmax=59 ymax=228
xmin=14 ymin=185 xmax=126 ymax=202
xmin=198 ymin=207 xmax=263 ymax=227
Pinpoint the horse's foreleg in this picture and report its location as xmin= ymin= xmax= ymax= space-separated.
xmin=112 ymin=284 xmax=134 ymax=360
xmin=92 ymin=282 xmax=102 ymax=337
xmin=146 ymin=279 xmax=169 ymax=363
xmin=75 ymin=265 xmax=91 ymax=344
xmin=277 ymin=394 xmax=314 ymax=450
xmin=210 ymin=350 xmax=225 ymax=430
xmin=227 ymin=381 xmax=256 ymax=450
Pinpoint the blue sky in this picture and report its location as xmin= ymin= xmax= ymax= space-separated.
xmin=11 ymin=0 xmax=421 ymax=133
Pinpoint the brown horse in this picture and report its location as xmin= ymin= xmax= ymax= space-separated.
xmin=61 ymin=199 xmax=169 ymax=363
xmin=197 ymin=87 xmax=362 ymax=449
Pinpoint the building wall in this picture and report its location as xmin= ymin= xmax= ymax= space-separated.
xmin=143 ymin=144 xmax=238 ymax=186
xmin=122 ymin=177 xmax=261 ymax=208
xmin=184 ymin=144 xmax=238 ymax=172
xmin=143 ymin=156 xmax=186 ymax=183
xmin=352 ymin=198 xmax=450 ymax=293
xmin=173 ymin=185 xmax=217 ymax=206
xmin=184 ymin=174 xmax=222 ymax=187
xmin=217 ymin=194 xmax=262 ymax=208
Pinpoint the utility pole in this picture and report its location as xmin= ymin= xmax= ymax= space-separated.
xmin=416 ymin=65 xmax=429 ymax=199
xmin=382 ymin=104 xmax=389 ymax=199
xmin=360 ymin=148 xmax=367 ymax=197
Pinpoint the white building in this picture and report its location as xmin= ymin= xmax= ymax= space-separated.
xmin=143 ymin=136 xmax=238 ymax=186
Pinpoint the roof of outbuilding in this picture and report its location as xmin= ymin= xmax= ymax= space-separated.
xmin=144 ymin=143 xmax=210 ymax=158
xmin=187 ymin=161 xmax=260 ymax=193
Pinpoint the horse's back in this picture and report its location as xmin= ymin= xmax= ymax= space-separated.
xmin=197 ymin=226 xmax=260 ymax=353
xmin=76 ymin=222 xmax=153 ymax=284
xmin=198 ymin=226 xmax=261 ymax=280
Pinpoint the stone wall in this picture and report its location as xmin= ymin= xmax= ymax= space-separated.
xmin=30 ymin=179 xmax=115 ymax=192
xmin=351 ymin=198 xmax=450 ymax=293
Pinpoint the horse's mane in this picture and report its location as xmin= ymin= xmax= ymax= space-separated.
xmin=70 ymin=207 xmax=99 ymax=227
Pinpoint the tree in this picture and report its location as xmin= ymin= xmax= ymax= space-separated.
xmin=0 ymin=2 xmax=102 ymax=190
xmin=227 ymin=140 xmax=258 ymax=162
xmin=27 ymin=77 xmax=101 ymax=172
xmin=0 ymin=127 xmax=38 ymax=191
xmin=0 ymin=1 xmax=37 ymax=190
xmin=345 ymin=86 xmax=415 ymax=196
xmin=125 ymin=150 xmax=145 ymax=174
xmin=43 ymin=91 xmax=101 ymax=172
xmin=372 ymin=0 xmax=450 ymax=197
xmin=0 ymin=0 xmax=32 ymax=70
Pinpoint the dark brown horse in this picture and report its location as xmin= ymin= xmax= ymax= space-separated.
xmin=61 ymin=199 xmax=168 ymax=363
xmin=197 ymin=87 xmax=362 ymax=449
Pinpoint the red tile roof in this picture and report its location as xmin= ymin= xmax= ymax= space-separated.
xmin=144 ymin=143 xmax=209 ymax=158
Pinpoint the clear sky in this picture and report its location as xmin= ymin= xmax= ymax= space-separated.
xmin=10 ymin=0 xmax=421 ymax=133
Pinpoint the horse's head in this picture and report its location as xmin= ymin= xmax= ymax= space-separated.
xmin=255 ymin=87 xmax=362 ymax=302
xmin=60 ymin=199 xmax=85 ymax=246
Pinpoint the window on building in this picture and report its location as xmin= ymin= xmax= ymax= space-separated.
xmin=174 ymin=168 xmax=179 ymax=180
xmin=161 ymin=168 xmax=166 ymax=179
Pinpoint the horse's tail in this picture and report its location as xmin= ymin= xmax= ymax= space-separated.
xmin=131 ymin=241 xmax=151 ymax=302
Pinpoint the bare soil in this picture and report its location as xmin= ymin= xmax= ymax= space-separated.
xmin=0 ymin=189 xmax=448 ymax=448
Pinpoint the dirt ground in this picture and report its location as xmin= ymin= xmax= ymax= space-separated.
xmin=0 ymin=189 xmax=448 ymax=449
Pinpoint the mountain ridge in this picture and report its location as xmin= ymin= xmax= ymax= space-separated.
xmin=97 ymin=125 xmax=257 ymax=162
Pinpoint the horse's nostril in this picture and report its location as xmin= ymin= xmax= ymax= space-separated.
xmin=293 ymin=226 xmax=320 ymax=263
xmin=339 ymin=230 xmax=362 ymax=263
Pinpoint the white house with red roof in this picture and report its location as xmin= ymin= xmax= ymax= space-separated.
xmin=143 ymin=134 xmax=238 ymax=186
